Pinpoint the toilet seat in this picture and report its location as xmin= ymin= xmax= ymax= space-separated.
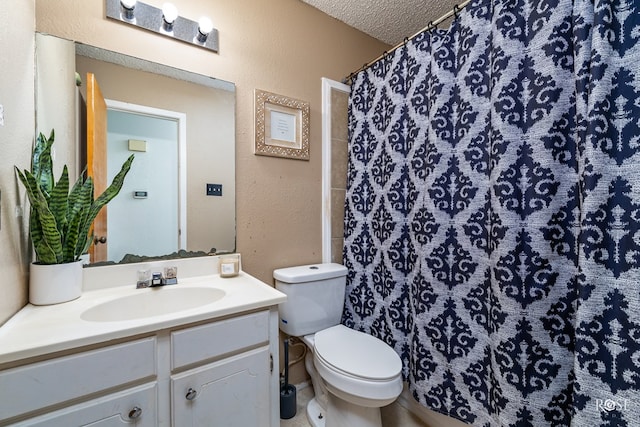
xmin=312 ymin=325 xmax=403 ymax=406
xmin=314 ymin=325 xmax=402 ymax=381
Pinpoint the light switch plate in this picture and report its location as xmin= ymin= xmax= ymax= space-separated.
xmin=206 ymin=183 xmax=222 ymax=196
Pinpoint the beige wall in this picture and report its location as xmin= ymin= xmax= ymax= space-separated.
xmin=35 ymin=33 xmax=78 ymax=180
xmin=0 ymin=0 xmax=387 ymax=323
xmin=0 ymin=1 xmax=35 ymax=324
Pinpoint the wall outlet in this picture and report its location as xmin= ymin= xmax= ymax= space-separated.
xmin=206 ymin=183 xmax=222 ymax=196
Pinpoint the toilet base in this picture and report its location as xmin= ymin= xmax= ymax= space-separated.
xmin=306 ymin=397 xmax=326 ymax=427
xmin=325 ymin=392 xmax=382 ymax=427
xmin=306 ymin=394 xmax=383 ymax=427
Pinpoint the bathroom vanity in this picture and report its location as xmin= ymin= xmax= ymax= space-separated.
xmin=0 ymin=257 xmax=286 ymax=426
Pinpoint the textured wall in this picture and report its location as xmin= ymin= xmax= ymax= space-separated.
xmin=0 ymin=1 xmax=35 ymax=325
xmin=0 ymin=0 xmax=387 ymax=322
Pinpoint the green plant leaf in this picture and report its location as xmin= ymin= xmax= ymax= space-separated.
xmin=32 ymin=130 xmax=55 ymax=197
xmin=65 ymin=177 xmax=90 ymax=262
xmin=82 ymin=154 xmax=135 ymax=245
xmin=50 ymin=165 xmax=70 ymax=234
xmin=63 ymin=204 xmax=87 ymax=262
xmin=15 ymin=130 xmax=134 ymax=264
xmin=72 ymin=178 xmax=95 ymax=259
xmin=93 ymin=154 xmax=135 ymax=210
xmin=15 ymin=167 xmax=62 ymax=263
xmin=29 ymin=209 xmax=57 ymax=264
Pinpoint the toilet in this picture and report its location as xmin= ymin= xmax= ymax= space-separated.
xmin=274 ymin=263 xmax=402 ymax=427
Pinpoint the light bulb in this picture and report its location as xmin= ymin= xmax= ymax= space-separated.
xmin=120 ymin=0 xmax=136 ymax=10
xmin=198 ymin=16 xmax=213 ymax=35
xmin=162 ymin=3 xmax=178 ymax=24
xmin=120 ymin=0 xmax=136 ymax=21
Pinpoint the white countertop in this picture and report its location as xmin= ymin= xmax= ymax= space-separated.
xmin=0 ymin=272 xmax=286 ymax=365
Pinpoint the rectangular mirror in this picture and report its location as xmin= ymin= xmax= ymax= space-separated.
xmin=35 ymin=33 xmax=236 ymax=264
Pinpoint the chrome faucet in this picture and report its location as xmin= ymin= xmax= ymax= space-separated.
xmin=136 ymin=266 xmax=178 ymax=288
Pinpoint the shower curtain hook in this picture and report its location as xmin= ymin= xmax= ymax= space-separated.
xmin=453 ymin=4 xmax=460 ymax=19
xmin=427 ymin=21 xmax=434 ymax=31
xmin=345 ymin=72 xmax=353 ymax=85
xmin=382 ymin=51 xmax=389 ymax=65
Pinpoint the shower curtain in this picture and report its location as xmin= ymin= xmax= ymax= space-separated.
xmin=342 ymin=0 xmax=640 ymax=425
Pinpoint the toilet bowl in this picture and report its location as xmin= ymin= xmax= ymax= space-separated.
xmin=274 ymin=264 xmax=403 ymax=427
xmin=313 ymin=325 xmax=402 ymax=407
xmin=300 ymin=326 xmax=402 ymax=427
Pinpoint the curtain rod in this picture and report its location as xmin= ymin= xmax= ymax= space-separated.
xmin=343 ymin=0 xmax=472 ymax=84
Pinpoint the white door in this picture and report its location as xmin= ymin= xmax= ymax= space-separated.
xmin=105 ymin=101 xmax=187 ymax=262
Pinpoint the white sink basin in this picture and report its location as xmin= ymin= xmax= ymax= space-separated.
xmin=81 ymin=287 xmax=226 ymax=322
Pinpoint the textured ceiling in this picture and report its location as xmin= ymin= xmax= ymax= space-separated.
xmin=300 ymin=0 xmax=461 ymax=46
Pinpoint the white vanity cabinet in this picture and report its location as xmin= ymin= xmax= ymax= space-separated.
xmin=0 ymin=308 xmax=280 ymax=427
xmin=170 ymin=310 xmax=274 ymax=426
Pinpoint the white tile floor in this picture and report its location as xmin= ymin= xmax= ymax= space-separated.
xmin=280 ymin=385 xmax=428 ymax=427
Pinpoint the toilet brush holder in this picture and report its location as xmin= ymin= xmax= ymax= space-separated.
xmin=280 ymin=339 xmax=297 ymax=419
xmin=280 ymin=384 xmax=296 ymax=419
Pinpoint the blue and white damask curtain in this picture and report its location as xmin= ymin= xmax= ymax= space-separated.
xmin=342 ymin=0 xmax=640 ymax=425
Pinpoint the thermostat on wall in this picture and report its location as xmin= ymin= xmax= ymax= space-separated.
xmin=133 ymin=191 xmax=148 ymax=199
xmin=128 ymin=139 xmax=147 ymax=152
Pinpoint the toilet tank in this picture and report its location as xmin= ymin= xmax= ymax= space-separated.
xmin=274 ymin=263 xmax=348 ymax=337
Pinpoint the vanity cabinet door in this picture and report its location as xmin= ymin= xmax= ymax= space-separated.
xmin=171 ymin=347 xmax=272 ymax=426
xmin=13 ymin=383 xmax=157 ymax=427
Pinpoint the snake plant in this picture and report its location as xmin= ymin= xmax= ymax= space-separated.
xmin=15 ymin=130 xmax=134 ymax=264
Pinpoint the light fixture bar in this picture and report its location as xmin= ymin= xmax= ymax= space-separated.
xmin=106 ymin=0 xmax=219 ymax=53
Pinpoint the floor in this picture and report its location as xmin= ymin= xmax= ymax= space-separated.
xmin=280 ymin=384 xmax=428 ymax=427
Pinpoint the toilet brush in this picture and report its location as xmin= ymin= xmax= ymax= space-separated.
xmin=280 ymin=338 xmax=297 ymax=419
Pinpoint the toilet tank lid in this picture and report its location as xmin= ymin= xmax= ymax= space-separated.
xmin=273 ymin=263 xmax=347 ymax=283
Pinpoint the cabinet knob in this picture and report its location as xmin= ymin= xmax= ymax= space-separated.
xmin=128 ymin=406 xmax=143 ymax=419
xmin=94 ymin=236 xmax=107 ymax=244
xmin=185 ymin=387 xmax=198 ymax=401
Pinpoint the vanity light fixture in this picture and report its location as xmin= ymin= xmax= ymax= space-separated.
xmin=106 ymin=0 xmax=219 ymax=53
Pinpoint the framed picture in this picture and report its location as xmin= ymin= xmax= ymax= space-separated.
xmin=254 ymin=89 xmax=310 ymax=160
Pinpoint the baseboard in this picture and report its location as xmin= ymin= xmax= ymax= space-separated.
xmin=396 ymin=384 xmax=470 ymax=427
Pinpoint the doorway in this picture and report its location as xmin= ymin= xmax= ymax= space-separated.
xmin=321 ymin=78 xmax=351 ymax=263
xmin=105 ymin=100 xmax=187 ymax=262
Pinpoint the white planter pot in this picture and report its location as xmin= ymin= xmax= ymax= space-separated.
xmin=30 ymin=260 xmax=83 ymax=305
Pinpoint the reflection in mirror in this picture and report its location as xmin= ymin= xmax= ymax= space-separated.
xmin=106 ymin=103 xmax=185 ymax=262
xmin=35 ymin=33 xmax=236 ymax=265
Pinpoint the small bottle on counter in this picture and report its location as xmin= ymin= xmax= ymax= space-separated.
xmin=219 ymin=255 xmax=240 ymax=278
xmin=136 ymin=269 xmax=151 ymax=288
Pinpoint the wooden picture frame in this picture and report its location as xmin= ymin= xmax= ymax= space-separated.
xmin=254 ymin=89 xmax=310 ymax=160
